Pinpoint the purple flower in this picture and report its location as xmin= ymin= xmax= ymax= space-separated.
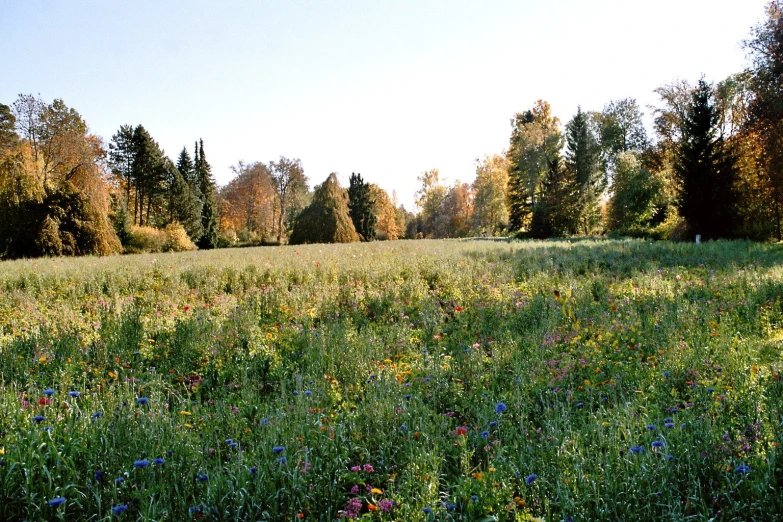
xmin=646 ymin=424 xmax=656 ymax=430
xmin=378 ymin=499 xmax=394 ymax=512
xmin=350 ymin=465 xmax=361 ymax=472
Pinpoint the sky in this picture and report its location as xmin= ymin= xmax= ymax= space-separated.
xmin=1 ymin=0 xmax=770 ymax=210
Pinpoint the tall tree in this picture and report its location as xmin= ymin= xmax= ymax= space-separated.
xmin=108 ymin=124 xmax=136 ymax=212
xmin=595 ymin=98 xmax=649 ymax=178
xmin=565 ymin=107 xmax=604 ymax=234
xmin=0 ymin=103 xmax=18 ymax=154
xmin=164 ymin=159 xmax=202 ymax=240
xmin=176 ymin=147 xmax=197 ymax=190
xmin=195 ymin=139 xmax=219 ymax=249
xmin=745 ymin=1 xmax=783 ymax=240
xmin=347 ymin=173 xmax=376 ymax=241
xmin=269 ymin=156 xmax=308 ymax=243
xmin=530 ymin=156 xmax=577 ymax=238
xmin=414 ymin=168 xmax=449 ymax=238
xmin=606 ymin=152 xmax=664 ymax=235
xmin=289 ymin=173 xmax=359 ymax=245
xmin=220 ymin=161 xmax=276 ymax=238
xmin=369 ymin=184 xmax=402 ymax=240
xmin=675 ymin=79 xmax=738 ymax=239
xmin=131 ymin=125 xmax=167 ymax=226
xmin=472 ymin=154 xmax=509 ymax=235
xmin=506 ymin=100 xmax=562 ymax=232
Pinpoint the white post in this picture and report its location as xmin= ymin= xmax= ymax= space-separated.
xmin=695 ymin=234 xmax=701 ymax=244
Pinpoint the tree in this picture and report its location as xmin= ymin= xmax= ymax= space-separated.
xmin=606 ymin=152 xmax=664 ymax=235
xmin=131 ymin=125 xmax=167 ymax=226
xmin=289 ymin=173 xmax=359 ymax=244
xmin=473 ymin=154 xmax=509 ymax=235
xmin=595 ymin=98 xmax=649 ymax=178
xmin=0 ymin=103 xmax=18 ymax=154
xmin=109 ymin=125 xmax=136 ymax=213
xmin=745 ymin=1 xmax=783 ymax=240
xmin=675 ymin=79 xmax=738 ymax=239
xmin=269 ymin=156 xmax=308 ymax=243
xmin=530 ymin=156 xmax=577 ymax=238
xmin=506 ymin=101 xmax=562 ymax=232
xmin=369 ymin=184 xmax=402 ymax=240
xmin=415 ymin=169 xmax=448 ymax=237
xmin=164 ymin=159 xmax=203 ymax=240
xmin=441 ymin=182 xmax=474 ymax=237
xmin=347 ymin=173 xmax=376 ymax=241
xmin=195 ymin=139 xmax=219 ymax=249
xmin=176 ymin=147 xmax=198 ymax=191
xmin=219 ymin=161 xmax=276 ymax=239
xmin=565 ymin=107 xmax=604 ymax=234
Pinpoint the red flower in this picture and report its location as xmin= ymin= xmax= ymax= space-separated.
xmin=39 ymin=398 xmax=52 ymax=406
xmin=455 ymin=426 xmax=468 ymax=436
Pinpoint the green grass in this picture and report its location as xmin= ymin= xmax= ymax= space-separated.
xmin=1 ymin=238 xmax=782 ymax=521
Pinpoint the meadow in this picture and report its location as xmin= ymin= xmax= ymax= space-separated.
xmin=1 ymin=239 xmax=782 ymax=521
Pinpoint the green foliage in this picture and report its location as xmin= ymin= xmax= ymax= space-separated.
xmin=530 ymin=156 xmax=577 ymax=238
xmin=289 ymin=173 xmax=359 ymax=244
xmin=165 ymin=160 xmax=203 ymax=241
xmin=0 ymin=102 xmax=17 ymax=153
xmin=607 ymin=152 xmax=665 ymax=236
xmin=565 ymin=107 xmax=604 ymax=235
xmin=195 ymin=139 xmax=219 ymax=249
xmin=347 ymin=172 xmax=376 ymax=241
xmin=110 ymin=195 xmax=132 ymax=246
xmin=675 ymin=79 xmax=738 ymax=239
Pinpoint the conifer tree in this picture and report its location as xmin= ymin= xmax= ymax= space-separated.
xmin=347 ymin=172 xmax=376 ymax=241
xmin=530 ymin=156 xmax=578 ymax=238
xmin=194 ymin=139 xmax=219 ymax=249
xmin=675 ymin=79 xmax=737 ymax=239
xmin=164 ymin=159 xmax=203 ymax=240
xmin=289 ymin=173 xmax=359 ymax=244
xmin=176 ymin=147 xmax=197 ymax=191
xmin=565 ymin=107 xmax=604 ymax=235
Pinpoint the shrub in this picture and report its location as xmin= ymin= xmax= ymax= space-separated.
xmin=163 ymin=222 xmax=197 ymax=252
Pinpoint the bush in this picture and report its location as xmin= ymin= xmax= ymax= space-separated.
xmin=126 ymin=224 xmax=196 ymax=253
xmin=163 ymin=222 xmax=197 ymax=252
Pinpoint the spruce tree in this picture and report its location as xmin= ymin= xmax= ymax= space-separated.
xmin=675 ymin=79 xmax=737 ymax=239
xmin=347 ymin=173 xmax=376 ymax=241
xmin=565 ymin=107 xmax=604 ymax=235
xmin=289 ymin=173 xmax=359 ymax=245
xmin=194 ymin=139 xmax=219 ymax=249
xmin=165 ymin=160 xmax=203 ymax=240
xmin=176 ymin=147 xmax=197 ymax=191
xmin=530 ymin=156 xmax=578 ymax=238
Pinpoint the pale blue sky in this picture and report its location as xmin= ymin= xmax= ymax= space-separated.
xmin=1 ymin=0 xmax=768 ymax=209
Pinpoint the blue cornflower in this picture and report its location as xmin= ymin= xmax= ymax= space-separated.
xmin=189 ymin=505 xmax=203 ymax=514
xmin=115 ymin=477 xmax=124 ymax=484
xmin=272 ymin=446 xmax=285 ymax=454
xmin=112 ymin=504 xmax=128 ymax=515
xmin=91 ymin=411 xmax=103 ymax=419
xmin=664 ymin=422 xmax=674 ymax=429
xmin=260 ymin=418 xmax=268 ymax=425
xmin=576 ymin=402 xmax=584 ymax=408
xmin=667 ymin=455 xmax=674 ymax=461
xmin=153 ymin=458 xmax=166 ymax=465
xmin=48 ymin=496 xmax=66 ymax=507
xmin=225 ymin=439 xmax=234 ymax=445
xmin=735 ymin=464 xmax=751 ymax=474
xmin=495 ymin=402 xmax=507 ymax=414
xmin=134 ymin=459 xmax=150 ymax=468
xmin=489 ymin=420 xmax=498 ymax=427
xmin=707 ymin=387 xmax=715 ymax=393
xmin=404 ymin=394 xmax=412 ymax=400
xmin=663 ymin=371 xmax=670 ymax=378
xmin=68 ymin=391 xmax=80 ymax=398
xmin=276 ymin=456 xmax=287 ymax=464
xmin=136 ymin=397 xmax=149 ymax=405
xmin=95 ymin=469 xmax=103 ymax=482
xmin=44 ymin=389 xmax=56 ymax=396
xmin=630 ymin=446 xmax=644 ymax=454
xmin=249 ymin=466 xmax=257 ymax=476
xmin=445 ymin=503 xmax=457 ymax=510
xmin=652 ymin=440 xmax=664 ymax=449
xmin=400 ymin=424 xmax=407 ymax=432
xmin=292 ymin=391 xmax=299 ymax=396
xmin=525 ymin=473 xmax=538 ymax=485
xmin=481 ymin=430 xmax=490 ymax=439
xmin=646 ymin=424 xmax=656 ymax=430
xmin=229 ymin=442 xmax=238 ymax=448
xmin=43 ymin=426 xmax=52 ymax=432
xmin=471 ymin=495 xmax=478 ymax=501
xmin=33 ymin=415 xmax=45 ymax=423
xmin=422 ymin=507 xmax=433 ymax=514
xmin=196 ymin=473 xmax=209 ymax=483
xmin=305 ymin=390 xmax=313 ymax=397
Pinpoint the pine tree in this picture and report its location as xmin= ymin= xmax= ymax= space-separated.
xmin=347 ymin=173 xmax=376 ymax=241
xmin=675 ymin=79 xmax=738 ymax=239
xmin=530 ymin=156 xmax=578 ymax=238
xmin=176 ymin=147 xmax=197 ymax=191
xmin=194 ymin=139 xmax=219 ymax=249
xmin=289 ymin=173 xmax=359 ymax=245
xmin=164 ymin=159 xmax=203 ymax=240
xmin=565 ymin=107 xmax=604 ymax=235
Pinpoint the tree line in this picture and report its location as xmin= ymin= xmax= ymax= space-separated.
xmin=1 ymin=2 xmax=782 ymax=258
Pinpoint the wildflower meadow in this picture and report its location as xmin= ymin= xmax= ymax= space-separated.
xmin=1 ymin=239 xmax=782 ymax=521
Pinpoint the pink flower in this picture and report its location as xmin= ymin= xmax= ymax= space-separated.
xmin=350 ymin=466 xmax=361 ymax=472
xmin=350 ymin=485 xmax=359 ymax=494
xmin=378 ymin=499 xmax=395 ymax=512
xmin=363 ymin=464 xmax=374 ymax=473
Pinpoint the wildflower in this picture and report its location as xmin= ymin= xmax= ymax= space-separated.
xmin=272 ymin=446 xmax=285 ymax=454
xmin=189 ymin=505 xmax=203 ymax=514
xmin=652 ymin=440 xmax=664 ymax=449
xmin=495 ymin=402 xmax=507 ymax=414
xmin=455 ymin=426 xmax=468 ymax=436
xmin=665 ymin=421 xmax=675 ymax=429
xmin=293 ymin=391 xmax=299 ymax=396
xmin=95 ymin=469 xmax=103 ymax=482
xmin=196 ymin=473 xmax=209 ymax=482
xmin=38 ymin=398 xmax=51 ymax=405
xmin=350 ymin=465 xmax=361 ymax=472
xmin=33 ymin=415 xmax=45 ymax=423
xmin=663 ymin=371 xmax=670 ymax=378
xmin=422 ymin=507 xmax=433 ymax=514
xmin=136 ymin=397 xmax=149 ymax=405
xmin=481 ymin=430 xmax=490 ymax=439
xmin=445 ymin=503 xmax=457 ymax=510
xmin=260 ymin=418 xmax=268 ymax=425
xmin=305 ymin=390 xmax=313 ymax=397
xmin=249 ymin=467 xmax=257 ymax=476
xmin=363 ymin=464 xmax=374 ymax=472
xmin=44 ymin=389 xmax=55 ymax=397
xmin=68 ymin=391 xmax=80 ymax=398
xmin=471 ymin=495 xmax=478 ymax=501
xmin=404 ymin=394 xmax=412 ymax=400
xmin=707 ymin=387 xmax=715 ymax=393
xmin=378 ymin=499 xmax=394 ymax=512
xmin=112 ymin=504 xmax=128 ymax=514
xmin=350 ymin=485 xmax=359 ymax=493
xmin=400 ymin=424 xmax=407 ymax=432
xmin=276 ymin=456 xmax=287 ymax=464
xmin=489 ymin=420 xmax=498 ymax=427
xmin=134 ymin=459 xmax=150 ymax=468
xmin=153 ymin=458 xmax=165 ymax=465
xmin=370 ymin=487 xmax=383 ymax=495
xmin=115 ymin=477 xmax=124 ymax=484
xmin=630 ymin=446 xmax=644 ymax=454
xmin=525 ymin=473 xmax=538 ymax=485
xmin=48 ymin=496 xmax=66 ymax=507
xmin=646 ymin=424 xmax=656 ymax=430
xmin=576 ymin=402 xmax=584 ymax=408
xmin=735 ymin=464 xmax=751 ymax=474
xmin=91 ymin=411 xmax=103 ymax=419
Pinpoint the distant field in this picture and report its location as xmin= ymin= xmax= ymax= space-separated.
xmin=1 ymin=239 xmax=783 ymax=521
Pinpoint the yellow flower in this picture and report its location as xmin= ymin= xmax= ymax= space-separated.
xmin=180 ymin=411 xmax=191 ymax=416
xmin=370 ymin=488 xmax=383 ymax=495
xmin=108 ymin=371 xmax=118 ymax=379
